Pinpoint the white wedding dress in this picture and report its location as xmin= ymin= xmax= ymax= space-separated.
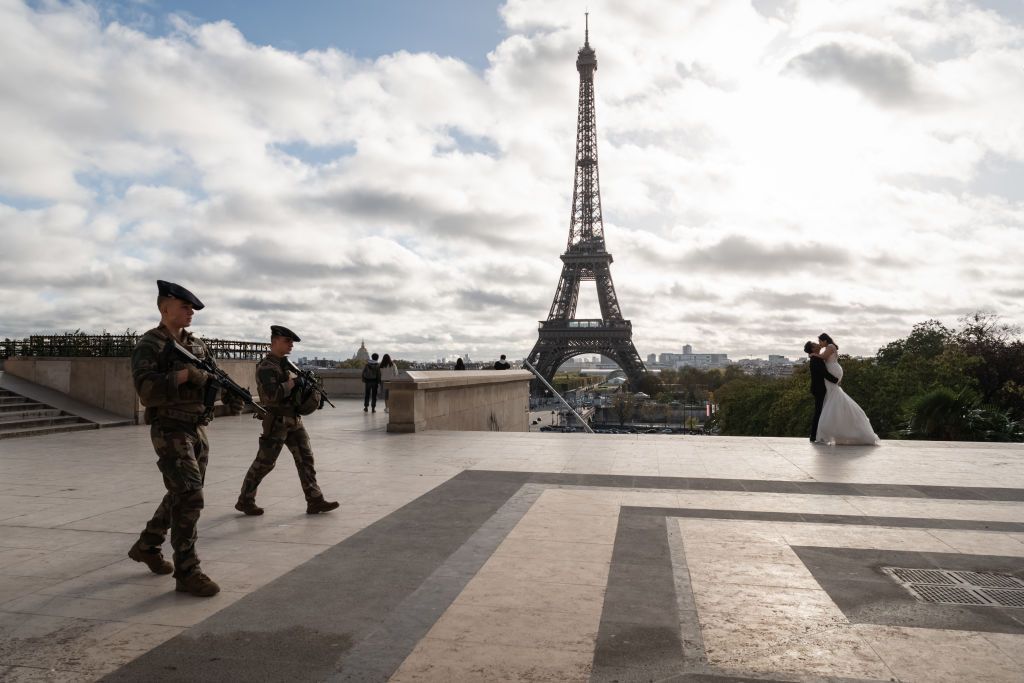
xmin=816 ymin=352 xmax=880 ymax=446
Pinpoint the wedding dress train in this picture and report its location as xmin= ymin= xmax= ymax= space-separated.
xmin=816 ymin=354 xmax=880 ymax=446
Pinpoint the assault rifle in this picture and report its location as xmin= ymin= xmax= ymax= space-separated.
xmin=284 ymin=358 xmax=335 ymax=409
xmin=169 ymin=341 xmax=268 ymax=422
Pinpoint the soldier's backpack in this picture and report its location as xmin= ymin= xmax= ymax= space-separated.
xmin=288 ymin=366 xmax=328 ymax=416
xmin=293 ymin=382 xmax=323 ymax=415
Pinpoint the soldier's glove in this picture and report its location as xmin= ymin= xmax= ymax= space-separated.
xmin=185 ymin=365 xmax=210 ymax=386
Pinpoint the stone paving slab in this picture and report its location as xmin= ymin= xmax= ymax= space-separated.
xmin=0 ymin=401 xmax=1022 ymax=681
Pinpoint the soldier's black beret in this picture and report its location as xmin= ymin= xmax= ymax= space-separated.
xmin=270 ymin=325 xmax=300 ymax=342
xmin=156 ymin=280 xmax=204 ymax=310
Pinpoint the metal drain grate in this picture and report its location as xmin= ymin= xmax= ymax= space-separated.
xmin=890 ymin=568 xmax=954 ymax=585
xmin=982 ymin=589 xmax=1024 ymax=608
xmin=883 ymin=567 xmax=1024 ymax=608
xmin=906 ymin=584 xmax=988 ymax=606
xmin=951 ymin=571 xmax=1024 ymax=589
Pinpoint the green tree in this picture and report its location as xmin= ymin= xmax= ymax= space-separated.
xmin=765 ymin=372 xmax=814 ymax=436
xmin=905 ymin=388 xmax=972 ymax=440
xmin=636 ymin=373 xmax=663 ymax=396
xmin=715 ymin=376 xmax=787 ymax=436
xmin=876 ymin=319 xmax=953 ymax=366
xmin=613 ymin=394 xmax=635 ymax=426
xmin=954 ymin=312 xmax=1024 ymax=415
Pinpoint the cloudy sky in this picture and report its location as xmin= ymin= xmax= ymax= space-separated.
xmin=1 ymin=0 xmax=1022 ymax=361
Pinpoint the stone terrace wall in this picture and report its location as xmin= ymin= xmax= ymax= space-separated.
xmin=316 ymin=369 xmax=366 ymax=398
xmin=386 ymin=370 xmax=531 ymax=433
xmin=4 ymin=357 xmax=258 ymax=423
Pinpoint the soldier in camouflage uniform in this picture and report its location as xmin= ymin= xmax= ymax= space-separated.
xmin=127 ymin=280 xmax=237 ymax=597
xmin=235 ymin=325 xmax=339 ymax=516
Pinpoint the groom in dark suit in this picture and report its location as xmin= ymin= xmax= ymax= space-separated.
xmin=805 ymin=341 xmax=840 ymax=443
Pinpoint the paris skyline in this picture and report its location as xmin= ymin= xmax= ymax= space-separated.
xmin=1 ymin=0 xmax=1022 ymax=361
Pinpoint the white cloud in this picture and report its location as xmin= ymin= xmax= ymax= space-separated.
xmin=0 ymin=0 xmax=1022 ymax=361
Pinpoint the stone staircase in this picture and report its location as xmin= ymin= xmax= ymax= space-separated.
xmin=0 ymin=387 xmax=97 ymax=439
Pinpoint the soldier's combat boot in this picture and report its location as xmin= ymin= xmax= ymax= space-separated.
xmin=306 ymin=498 xmax=340 ymax=515
xmin=175 ymin=571 xmax=220 ymax=597
xmin=128 ymin=540 xmax=173 ymax=575
xmin=234 ymin=500 xmax=264 ymax=516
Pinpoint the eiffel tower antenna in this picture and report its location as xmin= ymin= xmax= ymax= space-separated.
xmin=585 ymin=11 xmax=589 ymax=45
xmin=525 ymin=20 xmax=647 ymax=392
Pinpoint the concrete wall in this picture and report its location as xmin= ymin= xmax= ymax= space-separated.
xmin=316 ymin=369 xmax=366 ymax=398
xmin=4 ymin=357 xmax=259 ymax=423
xmin=216 ymin=359 xmax=260 ymax=416
xmin=386 ymin=370 xmax=531 ymax=434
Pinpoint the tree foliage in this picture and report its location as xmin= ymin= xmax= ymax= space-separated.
xmin=612 ymin=393 xmax=635 ymax=426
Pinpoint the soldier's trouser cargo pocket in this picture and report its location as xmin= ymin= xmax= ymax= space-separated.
xmin=153 ymin=421 xmax=208 ymax=491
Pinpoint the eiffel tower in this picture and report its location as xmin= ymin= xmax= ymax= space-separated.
xmin=526 ymin=17 xmax=647 ymax=390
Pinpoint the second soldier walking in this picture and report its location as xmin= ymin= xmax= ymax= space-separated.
xmin=236 ymin=326 xmax=339 ymax=516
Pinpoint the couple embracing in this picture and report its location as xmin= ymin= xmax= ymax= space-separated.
xmin=806 ymin=333 xmax=880 ymax=446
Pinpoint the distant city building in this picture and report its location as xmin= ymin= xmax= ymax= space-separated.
xmin=561 ymin=349 xmax=795 ymax=374
xmin=353 ymin=340 xmax=370 ymax=363
xmin=642 ymin=346 xmax=798 ymax=374
xmin=660 ymin=346 xmax=730 ymax=369
xmin=297 ymin=356 xmax=338 ymax=369
xmin=737 ymin=355 xmax=798 ymax=377
xmin=557 ymin=355 xmax=602 ymax=372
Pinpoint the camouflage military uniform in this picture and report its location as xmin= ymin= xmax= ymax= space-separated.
xmin=133 ymin=324 xmax=214 ymax=579
xmin=237 ymin=354 xmax=323 ymax=505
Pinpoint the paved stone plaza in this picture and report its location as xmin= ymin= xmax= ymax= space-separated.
xmin=0 ymin=401 xmax=1022 ymax=682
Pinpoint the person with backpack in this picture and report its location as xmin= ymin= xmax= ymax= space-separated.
xmin=362 ymin=352 xmax=382 ymax=412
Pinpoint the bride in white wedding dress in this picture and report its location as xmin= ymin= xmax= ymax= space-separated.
xmin=815 ymin=334 xmax=880 ymax=446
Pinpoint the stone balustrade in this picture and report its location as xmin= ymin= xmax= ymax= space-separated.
xmin=3 ymin=357 xmax=259 ymax=423
xmin=385 ymin=370 xmax=532 ymax=433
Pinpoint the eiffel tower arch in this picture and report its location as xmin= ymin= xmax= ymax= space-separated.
xmin=527 ymin=18 xmax=647 ymax=391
